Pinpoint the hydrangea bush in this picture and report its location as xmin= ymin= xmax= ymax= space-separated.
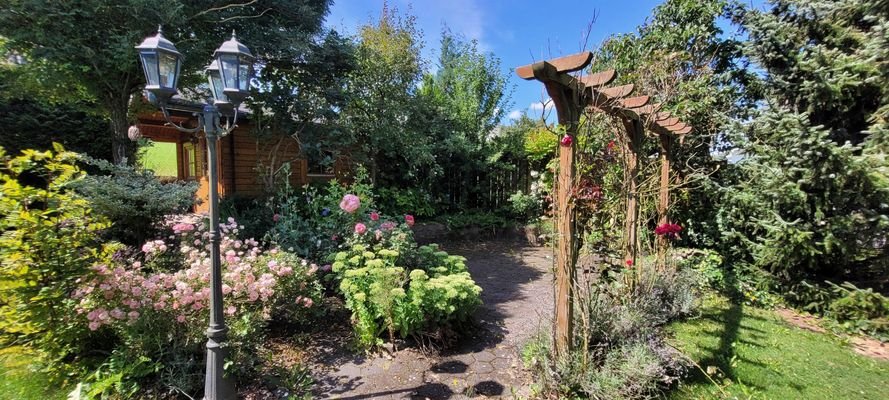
xmin=74 ymin=214 xmax=322 ymax=394
xmin=328 ymin=193 xmax=482 ymax=348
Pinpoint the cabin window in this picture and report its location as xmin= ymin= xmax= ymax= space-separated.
xmin=182 ymin=142 xmax=198 ymax=179
xmin=307 ymin=150 xmax=336 ymax=176
xmin=137 ymin=140 xmax=179 ymax=179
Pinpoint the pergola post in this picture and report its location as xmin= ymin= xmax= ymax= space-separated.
xmin=622 ymin=119 xmax=643 ymax=264
xmin=656 ymin=133 xmax=672 ymax=269
xmin=548 ymin=82 xmax=580 ymax=358
xmin=518 ymin=53 xmax=592 ymax=357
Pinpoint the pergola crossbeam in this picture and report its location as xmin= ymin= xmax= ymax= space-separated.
xmin=620 ymin=95 xmax=650 ymax=109
xmin=516 ymin=51 xmax=594 ymax=80
xmin=579 ymin=69 xmax=616 ymax=87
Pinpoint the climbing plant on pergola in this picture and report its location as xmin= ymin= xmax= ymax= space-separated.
xmin=516 ymin=51 xmax=692 ymax=356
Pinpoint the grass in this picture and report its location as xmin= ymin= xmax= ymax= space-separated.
xmin=0 ymin=347 xmax=65 ymax=400
xmin=668 ymin=294 xmax=889 ymax=400
xmin=138 ymin=140 xmax=179 ymax=178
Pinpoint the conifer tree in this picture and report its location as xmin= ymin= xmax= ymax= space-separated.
xmin=720 ymin=0 xmax=889 ymax=283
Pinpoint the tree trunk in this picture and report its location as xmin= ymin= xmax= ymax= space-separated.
xmin=108 ymin=97 xmax=133 ymax=165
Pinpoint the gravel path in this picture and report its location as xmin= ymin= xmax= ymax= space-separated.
xmin=309 ymin=240 xmax=554 ymax=399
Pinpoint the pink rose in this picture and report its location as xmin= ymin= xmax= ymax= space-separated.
xmin=273 ymin=213 xmax=281 ymax=222
xmin=375 ymin=229 xmax=383 ymax=241
xmin=380 ymin=221 xmax=396 ymax=231
xmin=370 ymin=212 xmax=380 ymax=221
xmin=339 ymin=194 xmax=361 ymax=213
xmin=355 ymin=222 xmax=367 ymax=235
xmin=405 ymin=214 xmax=415 ymax=227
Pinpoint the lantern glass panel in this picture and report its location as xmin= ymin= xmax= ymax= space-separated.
xmin=219 ymin=54 xmax=239 ymax=91
xmin=208 ymin=71 xmax=227 ymax=103
xmin=238 ymin=56 xmax=251 ymax=91
xmin=158 ymin=52 xmax=179 ymax=89
xmin=139 ymin=52 xmax=159 ymax=86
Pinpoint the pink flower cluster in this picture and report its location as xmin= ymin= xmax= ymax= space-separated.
xmin=76 ymin=214 xmax=318 ymax=332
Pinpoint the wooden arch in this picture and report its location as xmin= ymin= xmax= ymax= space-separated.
xmin=516 ymin=51 xmax=692 ymax=356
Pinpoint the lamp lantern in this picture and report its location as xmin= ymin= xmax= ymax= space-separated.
xmin=212 ymin=31 xmax=254 ymax=104
xmin=205 ymin=60 xmax=231 ymax=109
xmin=135 ymin=26 xmax=182 ymax=101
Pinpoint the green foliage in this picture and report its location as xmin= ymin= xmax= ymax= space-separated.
xmin=331 ymin=244 xmax=481 ymax=349
xmin=341 ymin=7 xmax=519 ymax=214
xmin=524 ymin=262 xmax=698 ymax=399
xmin=420 ymin=29 xmax=510 ymax=147
xmin=675 ymin=248 xmax=725 ymax=291
xmin=0 ymin=0 xmax=348 ymax=163
xmin=268 ymin=167 xmax=376 ymax=261
xmin=522 ymin=122 xmax=558 ymax=167
xmin=720 ymin=110 xmax=888 ymax=283
xmin=376 ymin=187 xmax=437 ymax=218
xmin=0 ymin=347 xmax=67 ymax=399
xmin=74 ymin=156 xmax=197 ymax=246
xmin=0 ymin=96 xmax=112 ymax=161
xmin=0 ymin=144 xmax=109 ymax=368
xmin=507 ymin=191 xmax=544 ymax=222
xmin=717 ymin=0 xmax=889 ymax=287
xmin=787 ymin=280 xmax=889 ymax=339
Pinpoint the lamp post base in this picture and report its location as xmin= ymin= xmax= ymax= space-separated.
xmin=204 ymin=325 xmax=235 ymax=399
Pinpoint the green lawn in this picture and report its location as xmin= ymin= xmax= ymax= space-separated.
xmin=0 ymin=347 xmax=65 ymax=400
xmin=669 ymin=294 xmax=889 ymax=400
xmin=138 ymin=140 xmax=179 ymax=178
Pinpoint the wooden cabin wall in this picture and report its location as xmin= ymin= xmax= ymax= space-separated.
xmin=218 ymin=129 xmax=308 ymax=197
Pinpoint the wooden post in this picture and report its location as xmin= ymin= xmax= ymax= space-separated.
xmin=546 ymin=82 xmax=580 ymax=358
xmin=622 ymin=119 xmax=643 ymax=264
xmin=656 ymin=133 xmax=672 ymax=269
xmin=517 ymin=53 xmax=591 ymax=358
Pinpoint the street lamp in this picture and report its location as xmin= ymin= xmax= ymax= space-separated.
xmin=136 ymin=27 xmax=253 ymax=400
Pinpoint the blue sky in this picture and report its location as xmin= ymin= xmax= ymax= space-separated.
xmin=325 ymin=0 xmax=761 ymax=124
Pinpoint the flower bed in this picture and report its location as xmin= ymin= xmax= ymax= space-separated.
xmin=74 ymin=214 xmax=322 ymax=394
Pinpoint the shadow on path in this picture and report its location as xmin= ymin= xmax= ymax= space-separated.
xmin=309 ymin=239 xmax=553 ymax=399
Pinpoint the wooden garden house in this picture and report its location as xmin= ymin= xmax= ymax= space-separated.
xmin=134 ymin=98 xmax=349 ymax=210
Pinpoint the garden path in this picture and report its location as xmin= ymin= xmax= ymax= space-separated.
xmin=309 ymin=240 xmax=554 ymax=399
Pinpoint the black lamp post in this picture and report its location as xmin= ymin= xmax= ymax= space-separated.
xmin=136 ymin=27 xmax=253 ymax=400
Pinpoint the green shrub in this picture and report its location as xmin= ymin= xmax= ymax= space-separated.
xmin=507 ymin=190 xmax=544 ymax=222
xmin=75 ymin=156 xmax=197 ymax=246
xmin=0 ymin=144 xmax=109 ymax=368
xmin=219 ymin=195 xmax=276 ymax=242
xmin=376 ymin=187 xmax=437 ymax=218
xmin=675 ymin=248 xmax=724 ymax=291
xmin=268 ymin=168 xmax=376 ymax=261
xmin=331 ymin=244 xmax=482 ymax=348
xmin=788 ymin=280 xmax=889 ymax=340
xmin=524 ymin=261 xmax=696 ymax=399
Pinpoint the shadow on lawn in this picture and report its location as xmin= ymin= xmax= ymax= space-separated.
xmin=680 ymin=299 xmax=773 ymax=393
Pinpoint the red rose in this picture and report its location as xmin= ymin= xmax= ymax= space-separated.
xmin=560 ymin=135 xmax=573 ymax=147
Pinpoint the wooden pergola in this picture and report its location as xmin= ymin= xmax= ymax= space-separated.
xmin=516 ymin=51 xmax=691 ymax=356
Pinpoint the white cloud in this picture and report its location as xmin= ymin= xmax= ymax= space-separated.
xmin=507 ymin=110 xmax=523 ymax=120
xmin=528 ymin=99 xmax=554 ymax=113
